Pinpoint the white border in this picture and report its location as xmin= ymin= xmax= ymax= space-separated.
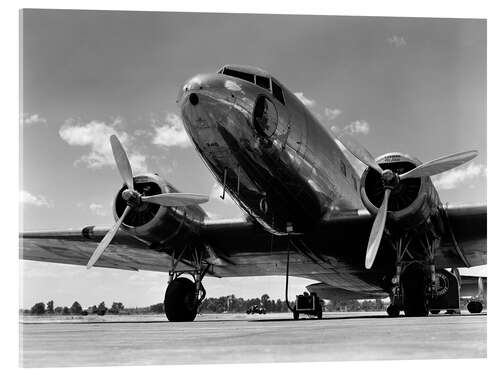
xmin=4 ymin=1 xmax=497 ymax=374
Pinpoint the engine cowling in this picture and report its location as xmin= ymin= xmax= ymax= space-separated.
xmin=113 ymin=173 xmax=206 ymax=246
xmin=360 ymin=153 xmax=441 ymax=230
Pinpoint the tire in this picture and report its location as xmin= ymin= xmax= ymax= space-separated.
xmin=401 ymin=266 xmax=429 ymax=317
xmin=387 ymin=304 xmax=400 ymax=317
xmin=293 ymin=310 xmax=299 ymax=320
xmin=164 ymin=277 xmax=198 ymax=322
xmin=467 ymin=301 xmax=483 ymax=314
xmin=430 ymin=310 xmax=440 ymax=315
xmin=317 ymin=309 xmax=322 ymax=319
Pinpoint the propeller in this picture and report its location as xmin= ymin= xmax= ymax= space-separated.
xmin=86 ymin=136 xmax=209 ymax=269
xmin=141 ymin=193 xmax=209 ymax=206
xmin=110 ymin=135 xmax=134 ymax=190
xmin=335 ymin=131 xmax=478 ymax=269
xmin=86 ymin=206 xmax=131 ymax=269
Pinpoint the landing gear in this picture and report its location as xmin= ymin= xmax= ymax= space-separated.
xmin=388 ymin=232 xmax=444 ymax=317
xmin=386 ymin=304 xmax=400 ymax=317
xmin=401 ymin=265 xmax=429 ymax=317
xmin=466 ymin=277 xmax=485 ymax=314
xmin=467 ymin=301 xmax=483 ymax=314
xmin=163 ymin=245 xmax=209 ymax=322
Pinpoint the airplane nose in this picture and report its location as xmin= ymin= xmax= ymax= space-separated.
xmin=177 ymin=75 xmax=207 ymax=105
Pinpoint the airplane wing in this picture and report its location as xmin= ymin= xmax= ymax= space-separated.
xmin=21 ymin=227 xmax=189 ymax=273
xmin=20 ymin=205 xmax=486 ymax=295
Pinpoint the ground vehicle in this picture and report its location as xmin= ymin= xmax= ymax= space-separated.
xmin=293 ymin=292 xmax=322 ymax=320
xmin=246 ymin=305 xmax=266 ymax=314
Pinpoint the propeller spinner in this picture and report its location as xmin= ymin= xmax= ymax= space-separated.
xmin=86 ymin=135 xmax=209 ymax=269
xmin=335 ymin=131 xmax=477 ymax=269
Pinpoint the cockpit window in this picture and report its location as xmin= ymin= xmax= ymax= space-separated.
xmin=256 ymin=75 xmax=270 ymax=90
xmin=271 ymin=80 xmax=285 ymax=105
xmin=223 ymin=68 xmax=255 ymax=84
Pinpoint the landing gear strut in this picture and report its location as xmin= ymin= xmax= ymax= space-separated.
xmin=163 ymin=246 xmax=208 ymax=322
xmin=388 ymin=232 xmax=442 ymax=317
xmin=466 ymin=276 xmax=485 ymax=314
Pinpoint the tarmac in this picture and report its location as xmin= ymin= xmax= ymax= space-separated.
xmin=19 ymin=311 xmax=487 ymax=367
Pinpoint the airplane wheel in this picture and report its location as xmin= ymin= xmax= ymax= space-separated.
xmin=317 ymin=309 xmax=323 ymax=319
xmin=430 ymin=310 xmax=440 ymax=315
xmin=293 ymin=310 xmax=299 ymax=320
xmin=401 ymin=266 xmax=429 ymax=317
xmin=164 ymin=277 xmax=198 ymax=322
xmin=387 ymin=304 xmax=400 ymax=317
xmin=467 ymin=301 xmax=483 ymax=314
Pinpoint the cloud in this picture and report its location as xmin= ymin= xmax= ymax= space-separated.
xmin=20 ymin=190 xmax=52 ymax=207
xmin=89 ymin=203 xmax=106 ymax=216
xmin=294 ymin=92 xmax=316 ymax=108
xmin=59 ymin=118 xmax=147 ymax=172
xmin=331 ymin=120 xmax=370 ymax=137
xmin=324 ymin=108 xmax=342 ymax=121
xmin=152 ymin=113 xmax=191 ymax=148
xmin=386 ymin=35 xmax=407 ymax=47
xmin=22 ymin=113 xmax=47 ymax=127
xmin=432 ymin=162 xmax=486 ymax=190
xmin=344 ymin=120 xmax=370 ymax=135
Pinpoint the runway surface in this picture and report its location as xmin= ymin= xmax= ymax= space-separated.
xmin=20 ymin=311 xmax=486 ymax=367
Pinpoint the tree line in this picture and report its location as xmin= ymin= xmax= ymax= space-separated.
xmin=21 ymin=295 xmax=391 ymax=316
xmin=21 ymin=300 xmax=125 ymax=316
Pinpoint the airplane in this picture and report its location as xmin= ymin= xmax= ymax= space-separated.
xmin=20 ymin=65 xmax=487 ymax=321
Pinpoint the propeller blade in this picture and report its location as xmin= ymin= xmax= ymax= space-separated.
xmin=365 ymin=188 xmax=391 ymax=269
xmin=334 ymin=131 xmax=384 ymax=175
xmin=86 ymin=205 xmax=132 ymax=269
xmin=110 ymin=135 xmax=134 ymax=190
xmin=399 ymin=150 xmax=478 ymax=180
xmin=141 ymin=193 xmax=209 ymax=207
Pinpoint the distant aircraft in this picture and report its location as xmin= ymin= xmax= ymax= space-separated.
xmin=21 ymin=65 xmax=487 ymax=321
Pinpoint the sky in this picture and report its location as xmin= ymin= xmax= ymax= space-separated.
xmin=20 ymin=10 xmax=486 ymax=309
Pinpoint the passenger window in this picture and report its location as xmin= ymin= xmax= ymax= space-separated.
xmin=223 ymin=68 xmax=255 ymax=84
xmin=271 ymin=80 xmax=285 ymax=105
xmin=256 ymin=75 xmax=270 ymax=90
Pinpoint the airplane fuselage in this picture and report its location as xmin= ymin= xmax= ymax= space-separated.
xmin=179 ymin=65 xmax=363 ymax=234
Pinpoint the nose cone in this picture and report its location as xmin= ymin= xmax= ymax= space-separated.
xmin=178 ymin=73 xmax=246 ymax=129
xmin=178 ymin=72 xmax=260 ymax=156
xmin=177 ymin=73 xmax=235 ymax=105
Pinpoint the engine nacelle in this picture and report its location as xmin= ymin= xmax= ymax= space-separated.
xmin=360 ymin=153 xmax=441 ymax=230
xmin=113 ymin=173 xmax=206 ymax=246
